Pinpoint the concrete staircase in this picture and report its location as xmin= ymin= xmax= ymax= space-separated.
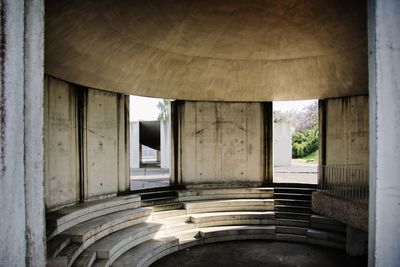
xmin=46 ymin=186 xmax=347 ymax=267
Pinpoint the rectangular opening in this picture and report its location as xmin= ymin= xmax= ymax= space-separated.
xmin=129 ymin=96 xmax=171 ymax=190
xmin=272 ymin=100 xmax=318 ymax=184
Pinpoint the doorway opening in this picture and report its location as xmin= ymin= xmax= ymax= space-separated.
xmin=130 ymin=96 xmax=171 ymax=190
xmin=273 ymin=100 xmax=318 ymax=184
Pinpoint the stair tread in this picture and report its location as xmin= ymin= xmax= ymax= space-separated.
xmin=64 ymin=207 xmax=151 ymax=240
xmin=72 ymin=251 xmax=96 ymax=267
xmin=47 ymin=195 xmax=140 ymax=224
xmin=86 ymin=222 xmax=162 ymax=252
xmin=112 ymin=237 xmax=179 ymax=267
xmin=47 ymin=234 xmax=71 ymax=257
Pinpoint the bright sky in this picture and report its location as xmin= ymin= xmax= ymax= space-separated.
xmin=274 ymin=100 xmax=316 ymax=112
xmin=130 ymin=95 xmax=317 ymax=121
xmin=130 ymin=95 xmax=162 ymax=121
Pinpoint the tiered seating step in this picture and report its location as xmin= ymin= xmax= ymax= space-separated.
xmin=112 ymin=237 xmax=179 ymax=267
xmin=85 ymin=222 xmax=163 ymax=266
xmin=190 ymin=211 xmax=275 ymax=227
xmin=178 ymin=188 xmax=273 ymax=201
xmin=46 ymin=195 xmax=141 ymax=240
xmin=184 ymin=199 xmax=274 ymax=214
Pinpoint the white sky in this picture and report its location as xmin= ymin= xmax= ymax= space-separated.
xmin=129 ymin=95 xmax=317 ymax=121
xmin=274 ymin=100 xmax=316 ymax=112
xmin=130 ymin=95 xmax=162 ymax=121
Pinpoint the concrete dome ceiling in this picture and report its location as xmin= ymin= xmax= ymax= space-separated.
xmin=45 ymin=0 xmax=367 ymax=101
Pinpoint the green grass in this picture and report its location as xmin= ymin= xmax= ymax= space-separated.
xmin=293 ymin=150 xmax=318 ymax=163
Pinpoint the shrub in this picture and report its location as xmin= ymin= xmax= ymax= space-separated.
xmin=292 ymin=128 xmax=318 ymax=158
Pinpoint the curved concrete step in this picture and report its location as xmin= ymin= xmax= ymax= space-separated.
xmin=275 ymin=211 xmax=312 ymax=220
xmin=200 ymin=225 xmax=275 ymax=239
xmin=47 ymin=234 xmax=71 ymax=258
xmin=112 ymin=237 xmax=179 ymax=267
xmin=190 ymin=211 xmax=275 ymax=227
xmin=58 ymin=242 xmax=84 ymax=267
xmin=273 ymin=193 xmax=311 ymax=201
xmin=274 ymin=199 xmax=311 ymax=207
xmin=46 ymin=195 xmax=141 ymax=240
xmin=310 ymin=215 xmax=346 ymax=233
xmin=178 ymin=188 xmax=274 ymax=201
xmin=274 ymin=205 xmax=311 ymax=214
xmin=64 ymin=208 xmax=152 ymax=246
xmin=85 ymin=222 xmax=163 ymax=266
xmin=184 ymin=199 xmax=274 ymax=214
xmin=72 ymin=251 xmax=96 ymax=267
xmin=151 ymin=209 xmax=187 ymax=220
xmin=274 ymin=187 xmax=315 ymax=194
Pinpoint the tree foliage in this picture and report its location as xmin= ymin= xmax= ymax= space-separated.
xmin=157 ymin=99 xmax=170 ymax=121
xmin=274 ymin=101 xmax=319 ymax=158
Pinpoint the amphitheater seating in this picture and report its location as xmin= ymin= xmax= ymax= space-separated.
xmin=46 ymin=186 xmax=348 ymax=267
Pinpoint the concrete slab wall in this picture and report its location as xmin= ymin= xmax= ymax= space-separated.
xmin=84 ymin=90 xmax=120 ymax=200
xmin=325 ymin=95 xmax=369 ymax=166
xmin=44 ymin=76 xmax=79 ymax=210
xmin=179 ymin=102 xmax=264 ymax=186
xmin=44 ymin=76 xmax=130 ymax=210
xmin=273 ymin=122 xmax=292 ymax=167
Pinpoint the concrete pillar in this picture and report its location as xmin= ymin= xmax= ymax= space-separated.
xmin=160 ymin=119 xmax=170 ymax=169
xmin=130 ymin=121 xmax=140 ymax=168
xmin=368 ymin=0 xmax=400 ymax=266
xmin=0 ymin=0 xmax=46 ymax=266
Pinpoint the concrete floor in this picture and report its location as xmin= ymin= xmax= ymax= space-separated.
xmin=152 ymin=241 xmax=367 ymax=267
xmin=274 ymin=161 xmax=318 ymax=184
xmin=130 ymin=168 xmax=170 ymax=190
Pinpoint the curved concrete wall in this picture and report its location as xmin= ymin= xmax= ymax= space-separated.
xmin=177 ymin=102 xmax=264 ymax=186
xmin=44 ymin=76 xmax=130 ymax=211
xmin=45 ymin=0 xmax=367 ymax=101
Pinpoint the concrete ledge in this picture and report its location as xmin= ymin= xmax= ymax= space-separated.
xmin=311 ymin=191 xmax=368 ymax=231
xmin=178 ymin=188 xmax=274 ymax=202
xmin=112 ymin=237 xmax=179 ymax=267
xmin=86 ymin=223 xmax=163 ymax=263
xmin=190 ymin=211 xmax=275 ymax=227
xmin=184 ymin=199 xmax=274 ymax=214
xmin=46 ymin=195 xmax=141 ymax=240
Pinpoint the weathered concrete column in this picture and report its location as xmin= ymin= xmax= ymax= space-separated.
xmin=368 ymin=0 xmax=400 ymax=266
xmin=263 ymin=102 xmax=273 ymax=184
xmin=0 ymin=0 xmax=46 ymax=266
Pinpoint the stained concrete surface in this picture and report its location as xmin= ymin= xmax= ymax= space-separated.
xmin=45 ymin=1 xmax=367 ymax=101
xmin=152 ymin=241 xmax=367 ymax=267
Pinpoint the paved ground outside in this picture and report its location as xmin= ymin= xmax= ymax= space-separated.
xmin=274 ymin=161 xmax=318 ymax=184
xmin=130 ymin=168 xmax=170 ymax=190
xmin=130 ymin=160 xmax=318 ymax=190
xmin=152 ymin=241 xmax=366 ymax=267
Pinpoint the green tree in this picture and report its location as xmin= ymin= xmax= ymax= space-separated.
xmin=157 ymin=99 xmax=170 ymax=121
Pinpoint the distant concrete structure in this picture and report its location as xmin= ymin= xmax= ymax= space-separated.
xmin=273 ymin=122 xmax=292 ymax=167
xmin=130 ymin=120 xmax=170 ymax=170
xmin=130 ymin=122 xmax=140 ymax=168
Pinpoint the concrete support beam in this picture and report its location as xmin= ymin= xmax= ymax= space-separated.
xmin=0 ymin=0 xmax=46 ymax=265
xmin=368 ymin=0 xmax=400 ymax=266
